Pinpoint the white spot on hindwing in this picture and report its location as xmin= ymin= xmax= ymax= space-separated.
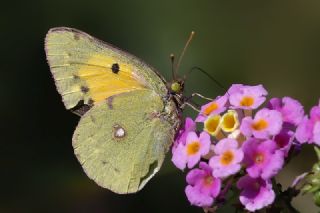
xmin=115 ymin=128 xmax=125 ymax=137
xmin=113 ymin=124 xmax=126 ymax=139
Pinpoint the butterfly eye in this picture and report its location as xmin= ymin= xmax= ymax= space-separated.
xmin=171 ymin=82 xmax=182 ymax=93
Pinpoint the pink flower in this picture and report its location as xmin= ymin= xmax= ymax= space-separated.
xmin=296 ymin=103 xmax=320 ymax=145
xmin=267 ymin=97 xmax=304 ymax=126
xmin=172 ymin=117 xmax=196 ymax=153
xmin=209 ymin=138 xmax=244 ymax=178
xmin=228 ymin=84 xmax=268 ymax=110
xmin=237 ymin=175 xmax=275 ymax=212
xmin=172 ymin=131 xmax=211 ymax=170
xmin=185 ymin=162 xmax=221 ymax=207
xmin=274 ymin=128 xmax=294 ymax=157
xmin=242 ymin=139 xmax=284 ymax=179
xmin=295 ymin=116 xmax=313 ymax=144
xmin=195 ymin=95 xmax=228 ymax=122
xmin=240 ymin=109 xmax=283 ymax=139
xmin=310 ymin=105 xmax=320 ymax=144
xmin=228 ymin=84 xmax=244 ymax=94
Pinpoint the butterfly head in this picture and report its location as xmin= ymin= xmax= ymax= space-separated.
xmin=170 ymin=79 xmax=184 ymax=94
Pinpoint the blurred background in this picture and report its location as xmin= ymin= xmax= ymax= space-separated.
xmin=1 ymin=0 xmax=320 ymax=212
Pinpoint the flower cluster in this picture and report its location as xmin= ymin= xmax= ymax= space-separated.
xmin=172 ymin=84 xmax=320 ymax=212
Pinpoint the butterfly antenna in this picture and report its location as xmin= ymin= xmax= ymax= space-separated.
xmin=174 ymin=31 xmax=195 ymax=78
xmin=170 ymin=54 xmax=176 ymax=80
xmin=187 ymin=66 xmax=227 ymax=92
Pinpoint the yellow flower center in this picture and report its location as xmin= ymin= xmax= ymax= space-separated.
xmin=204 ymin=115 xmax=221 ymax=136
xmin=253 ymin=182 xmax=261 ymax=190
xmin=186 ymin=141 xmax=200 ymax=156
xmin=240 ymin=96 xmax=254 ymax=107
xmin=203 ymin=175 xmax=214 ymax=187
xmin=220 ymin=150 xmax=234 ymax=166
xmin=252 ymin=119 xmax=268 ymax=131
xmin=221 ymin=110 xmax=239 ymax=132
xmin=203 ymin=102 xmax=218 ymax=115
xmin=254 ymin=153 xmax=264 ymax=164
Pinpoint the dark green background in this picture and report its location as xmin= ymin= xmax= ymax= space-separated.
xmin=2 ymin=0 xmax=320 ymax=212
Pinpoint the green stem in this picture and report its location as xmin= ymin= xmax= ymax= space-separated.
xmin=271 ymin=178 xmax=300 ymax=213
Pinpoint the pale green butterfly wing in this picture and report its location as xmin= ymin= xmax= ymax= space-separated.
xmin=72 ymin=90 xmax=179 ymax=193
xmin=45 ymin=27 xmax=168 ymax=110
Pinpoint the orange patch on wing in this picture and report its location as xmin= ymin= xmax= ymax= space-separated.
xmin=78 ymin=54 xmax=145 ymax=103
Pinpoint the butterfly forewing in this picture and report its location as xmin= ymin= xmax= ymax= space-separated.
xmin=45 ymin=27 xmax=167 ymax=109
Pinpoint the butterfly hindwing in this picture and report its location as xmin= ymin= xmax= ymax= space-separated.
xmin=72 ymin=90 xmax=176 ymax=193
xmin=45 ymin=27 xmax=167 ymax=110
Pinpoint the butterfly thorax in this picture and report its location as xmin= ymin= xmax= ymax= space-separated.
xmin=163 ymin=95 xmax=182 ymax=133
xmin=159 ymin=79 xmax=184 ymax=133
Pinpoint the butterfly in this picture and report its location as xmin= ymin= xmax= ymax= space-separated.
xmin=45 ymin=27 xmax=192 ymax=194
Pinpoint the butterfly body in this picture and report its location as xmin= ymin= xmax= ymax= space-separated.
xmin=45 ymin=27 xmax=182 ymax=193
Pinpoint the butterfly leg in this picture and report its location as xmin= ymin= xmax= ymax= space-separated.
xmin=180 ymin=102 xmax=200 ymax=112
xmin=189 ymin=93 xmax=213 ymax=101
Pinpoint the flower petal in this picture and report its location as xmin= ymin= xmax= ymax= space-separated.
xmin=295 ymin=116 xmax=312 ymax=144
xmin=185 ymin=185 xmax=214 ymax=207
xmin=171 ymin=143 xmax=187 ymax=170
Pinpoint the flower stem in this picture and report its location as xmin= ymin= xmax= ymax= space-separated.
xmin=271 ymin=178 xmax=300 ymax=213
